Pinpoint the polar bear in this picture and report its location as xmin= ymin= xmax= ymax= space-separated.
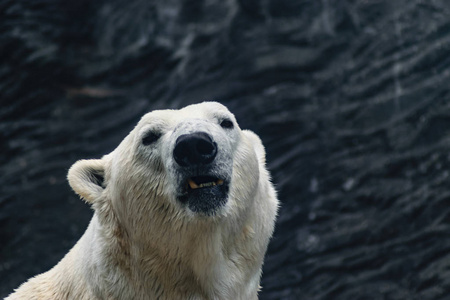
xmin=7 ymin=102 xmax=279 ymax=300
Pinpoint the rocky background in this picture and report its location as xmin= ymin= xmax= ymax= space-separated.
xmin=2 ymin=0 xmax=450 ymax=299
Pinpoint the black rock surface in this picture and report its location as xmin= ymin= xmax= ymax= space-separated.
xmin=2 ymin=0 xmax=450 ymax=299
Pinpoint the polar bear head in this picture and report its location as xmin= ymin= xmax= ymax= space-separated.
xmin=67 ymin=102 xmax=274 ymax=248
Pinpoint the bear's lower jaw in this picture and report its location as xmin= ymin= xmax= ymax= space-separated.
xmin=178 ymin=182 xmax=229 ymax=215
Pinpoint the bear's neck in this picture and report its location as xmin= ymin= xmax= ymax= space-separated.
xmin=81 ymin=213 xmax=260 ymax=299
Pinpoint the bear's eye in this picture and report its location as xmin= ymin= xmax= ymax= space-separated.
xmin=142 ymin=131 xmax=161 ymax=146
xmin=220 ymin=118 xmax=234 ymax=129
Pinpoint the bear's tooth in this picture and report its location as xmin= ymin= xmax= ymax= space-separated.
xmin=217 ymin=179 xmax=224 ymax=185
xmin=188 ymin=179 xmax=199 ymax=189
xmin=199 ymin=182 xmax=215 ymax=188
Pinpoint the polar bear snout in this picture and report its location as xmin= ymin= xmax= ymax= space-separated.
xmin=171 ymin=130 xmax=231 ymax=215
xmin=173 ymin=132 xmax=218 ymax=167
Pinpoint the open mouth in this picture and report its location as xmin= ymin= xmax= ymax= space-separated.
xmin=186 ymin=176 xmax=224 ymax=190
xmin=179 ymin=175 xmax=229 ymax=215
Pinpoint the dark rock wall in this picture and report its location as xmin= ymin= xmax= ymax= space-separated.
xmin=2 ymin=0 xmax=450 ymax=299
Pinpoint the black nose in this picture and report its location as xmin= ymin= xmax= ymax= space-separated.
xmin=173 ymin=132 xmax=217 ymax=167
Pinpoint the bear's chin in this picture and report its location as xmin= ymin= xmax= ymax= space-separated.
xmin=178 ymin=183 xmax=229 ymax=216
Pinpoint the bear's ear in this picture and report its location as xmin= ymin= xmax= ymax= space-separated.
xmin=242 ymin=130 xmax=266 ymax=165
xmin=67 ymin=159 xmax=106 ymax=204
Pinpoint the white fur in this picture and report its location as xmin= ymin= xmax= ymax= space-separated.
xmin=7 ymin=102 xmax=279 ymax=300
